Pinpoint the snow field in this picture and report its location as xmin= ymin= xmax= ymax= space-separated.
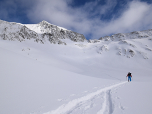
xmin=44 ymin=82 xmax=127 ymax=114
xmin=0 ymin=26 xmax=152 ymax=114
xmin=0 ymin=40 xmax=121 ymax=114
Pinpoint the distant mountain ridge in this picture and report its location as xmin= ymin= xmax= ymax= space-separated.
xmin=0 ymin=19 xmax=87 ymax=45
xmin=1 ymin=19 xmax=152 ymax=44
xmin=0 ymin=19 xmax=152 ymax=60
xmin=99 ymin=29 xmax=152 ymax=41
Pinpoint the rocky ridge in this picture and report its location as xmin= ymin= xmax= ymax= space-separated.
xmin=99 ymin=30 xmax=152 ymax=41
xmin=0 ymin=19 xmax=87 ymax=45
xmin=0 ymin=19 xmax=152 ymax=59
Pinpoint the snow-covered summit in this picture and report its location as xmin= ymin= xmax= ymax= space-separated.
xmin=25 ymin=20 xmax=87 ymax=42
xmin=99 ymin=29 xmax=152 ymax=41
xmin=0 ymin=19 xmax=39 ymax=42
xmin=25 ymin=20 xmax=68 ymax=34
xmin=0 ymin=19 xmax=87 ymax=45
xmin=39 ymin=20 xmax=68 ymax=31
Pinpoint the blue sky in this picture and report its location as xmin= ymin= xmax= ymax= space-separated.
xmin=0 ymin=0 xmax=152 ymax=39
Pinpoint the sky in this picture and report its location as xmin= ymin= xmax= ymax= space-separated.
xmin=0 ymin=0 xmax=152 ymax=39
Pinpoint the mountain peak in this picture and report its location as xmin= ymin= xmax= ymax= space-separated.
xmin=39 ymin=20 xmax=50 ymax=25
xmin=39 ymin=20 xmax=67 ymax=31
xmin=99 ymin=29 xmax=152 ymax=41
xmin=0 ymin=19 xmax=87 ymax=44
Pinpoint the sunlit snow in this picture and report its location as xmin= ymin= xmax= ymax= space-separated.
xmin=0 ymin=19 xmax=152 ymax=114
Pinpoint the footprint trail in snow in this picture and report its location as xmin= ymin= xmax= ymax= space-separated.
xmin=44 ymin=81 xmax=127 ymax=114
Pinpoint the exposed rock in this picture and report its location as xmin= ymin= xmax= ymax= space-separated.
xmin=119 ymin=40 xmax=127 ymax=44
xmin=0 ymin=19 xmax=86 ymax=45
xmin=129 ymin=44 xmax=136 ymax=48
xmin=38 ymin=21 xmax=87 ymax=42
xmin=98 ymin=29 xmax=152 ymax=41
xmin=131 ymin=31 xmax=140 ymax=34
xmin=97 ymin=45 xmax=108 ymax=54
xmin=114 ymin=33 xmax=125 ymax=38
xmin=104 ymin=36 xmax=111 ymax=41
xmin=99 ymin=37 xmax=103 ymax=40
xmin=75 ymin=44 xmax=86 ymax=47
xmin=119 ymin=40 xmax=136 ymax=48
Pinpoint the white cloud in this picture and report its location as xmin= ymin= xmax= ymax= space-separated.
xmin=106 ymin=1 xmax=151 ymax=32
xmin=0 ymin=0 xmax=17 ymax=21
xmin=1 ymin=0 xmax=152 ymax=39
xmin=26 ymin=0 xmax=152 ymax=39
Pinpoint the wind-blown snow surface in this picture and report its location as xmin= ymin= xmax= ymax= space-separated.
xmin=1 ymin=20 xmax=152 ymax=114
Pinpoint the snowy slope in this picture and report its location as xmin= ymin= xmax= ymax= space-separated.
xmin=0 ymin=20 xmax=152 ymax=114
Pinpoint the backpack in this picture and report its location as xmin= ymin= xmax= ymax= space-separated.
xmin=128 ymin=73 xmax=131 ymax=76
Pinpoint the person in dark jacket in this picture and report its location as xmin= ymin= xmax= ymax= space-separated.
xmin=126 ymin=72 xmax=132 ymax=82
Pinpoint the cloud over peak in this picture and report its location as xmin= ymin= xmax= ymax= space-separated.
xmin=1 ymin=0 xmax=152 ymax=39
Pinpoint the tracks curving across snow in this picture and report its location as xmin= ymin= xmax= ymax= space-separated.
xmin=44 ymin=81 xmax=127 ymax=114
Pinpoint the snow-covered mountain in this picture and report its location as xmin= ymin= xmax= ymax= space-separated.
xmin=1 ymin=19 xmax=152 ymax=60
xmin=99 ymin=29 xmax=152 ymax=41
xmin=0 ymin=19 xmax=86 ymax=45
xmin=1 ymin=19 xmax=152 ymax=114
xmin=98 ymin=30 xmax=152 ymax=59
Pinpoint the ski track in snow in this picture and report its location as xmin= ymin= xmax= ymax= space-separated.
xmin=44 ymin=81 xmax=127 ymax=114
